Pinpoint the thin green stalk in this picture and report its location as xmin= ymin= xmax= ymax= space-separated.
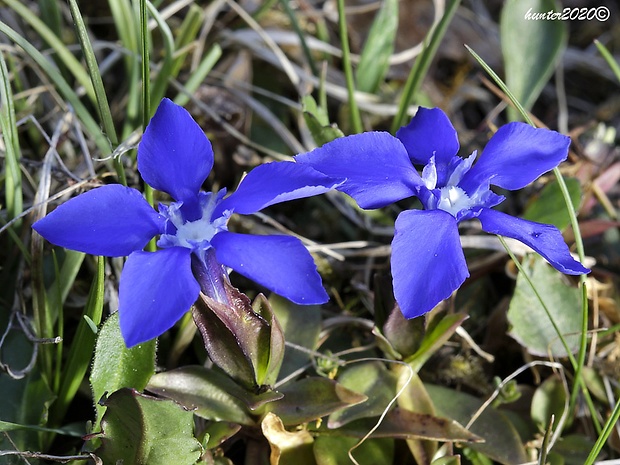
xmin=174 ymin=44 xmax=223 ymax=107
xmin=67 ymin=0 xmax=127 ymax=186
xmin=336 ymin=0 xmax=362 ymax=133
xmin=49 ymin=256 xmax=105 ymax=426
xmin=498 ymin=236 xmax=600 ymax=433
xmin=139 ymin=0 xmax=155 ymax=252
xmin=498 ymin=237 xmax=575 ymax=363
xmin=584 ymin=398 xmax=620 ymax=465
xmin=279 ymin=0 xmax=318 ymax=77
xmin=147 ymin=1 xmax=175 ymax=111
xmin=52 ymin=254 xmax=64 ymax=395
xmin=0 ymin=53 xmax=23 ymax=224
xmin=594 ymin=39 xmax=620 ymax=83
xmin=139 ymin=0 xmax=150 ymax=129
xmin=252 ymin=0 xmax=279 ymax=20
xmin=111 ymin=0 xmax=141 ymax=139
xmin=391 ymin=0 xmax=460 ymax=133
xmin=538 ymin=415 xmax=554 ymax=465
xmin=170 ymin=5 xmax=204 ymax=78
xmin=466 ymin=45 xmax=590 ymax=418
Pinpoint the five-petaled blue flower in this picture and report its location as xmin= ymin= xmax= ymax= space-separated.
xmin=296 ymin=107 xmax=590 ymax=319
xmin=33 ymin=98 xmax=339 ymax=347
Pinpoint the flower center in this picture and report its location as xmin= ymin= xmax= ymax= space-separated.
xmin=157 ymin=189 xmax=230 ymax=254
xmin=437 ymin=185 xmax=474 ymax=216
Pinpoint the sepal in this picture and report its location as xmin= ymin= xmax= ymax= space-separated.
xmin=192 ymin=281 xmax=285 ymax=390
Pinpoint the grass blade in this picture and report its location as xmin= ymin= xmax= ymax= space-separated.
xmin=500 ymin=0 xmax=567 ymax=121
xmin=0 ymin=52 xmax=23 ymax=223
xmin=49 ymin=256 xmax=105 ymax=426
xmin=174 ymin=44 xmax=223 ymax=107
xmin=391 ymin=0 xmax=460 ymax=133
xmin=336 ymin=0 xmax=362 ymax=133
xmin=0 ymin=23 xmax=111 ymax=154
xmin=147 ymin=1 xmax=175 ymax=111
xmin=2 ymin=0 xmax=97 ymax=104
xmin=467 ymin=44 xmax=594 ymax=430
xmin=594 ymin=39 xmax=620 ymax=83
xmin=67 ymin=0 xmax=126 ymax=185
xmin=355 ymin=0 xmax=398 ymax=94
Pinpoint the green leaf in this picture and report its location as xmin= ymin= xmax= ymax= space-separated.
xmin=500 ymin=0 xmax=567 ymax=121
xmin=252 ymin=294 xmax=285 ymax=387
xmin=432 ymin=455 xmax=462 ymax=465
xmin=268 ymin=377 xmax=367 ymax=426
xmin=90 ymin=312 xmax=156 ymax=429
xmin=96 ymin=388 xmax=202 ymax=465
xmin=355 ymin=0 xmax=398 ymax=93
xmin=531 ymin=376 xmax=567 ymax=429
xmin=552 ymin=434 xmax=594 ymax=465
xmin=0 ymin=420 xmax=82 ymax=437
xmin=427 ymin=384 xmax=528 ymax=465
xmin=595 ymin=39 xmax=620 ymax=83
xmin=147 ymin=365 xmax=282 ymax=425
xmin=522 ymin=178 xmax=582 ymax=231
xmin=320 ymin=408 xmax=481 ymax=443
xmin=507 ymin=256 xmax=582 ymax=357
xmin=405 ymin=313 xmax=468 ymax=372
xmin=314 ymin=436 xmax=394 ymax=465
xmin=269 ymin=293 xmax=322 ymax=380
xmin=302 ymin=95 xmax=344 ymax=147
xmin=328 ymin=362 xmax=396 ymax=428
xmin=202 ymin=422 xmax=242 ymax=449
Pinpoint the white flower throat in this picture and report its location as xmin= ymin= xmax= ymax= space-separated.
xmin=421 ymin=152 xmax=481 ymax=217
xmin=158 ymin=190 xmax=230 ymax=252
xmin=437 ymin=185 xmax=474 ymax=216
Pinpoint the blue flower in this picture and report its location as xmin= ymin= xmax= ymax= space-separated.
xmin=33 ymin=98 xmax=339 ymax=347
xmin=296 ymin=107 xmax=589 ymax=319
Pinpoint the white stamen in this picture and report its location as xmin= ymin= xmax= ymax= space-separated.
xmin=422 ymin=155 xmax=438 ymax=189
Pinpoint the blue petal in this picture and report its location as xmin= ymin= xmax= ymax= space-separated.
xmin=211 ymin=232 xmax=328 ymax=304
xmin=477 ymin=208 xmax=590 ymax=275
xmin=296 ymin=132 xmax=421 ymax=209
xmin=215 ymin=162 xmax=341 ymax=216
xmin=396 ymin=107 xmax=460 ymax=167
xmin=391 ymin=209 xmax=469 ymax=318
xmin=138 ymin=98 xmax=213 ymax=205
xmin=460 ymin=123 xmax=570 ymax=192
xmin=32 ymin=185 xmax=164 ymax=257
xmin=119 ymin=248 xmax=200 ymax=347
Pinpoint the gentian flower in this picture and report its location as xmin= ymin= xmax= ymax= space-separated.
xmin=296 ymin=107 xmax=589 ymax=319
xmin=33 ymin=98 xmax=339 ymax=347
